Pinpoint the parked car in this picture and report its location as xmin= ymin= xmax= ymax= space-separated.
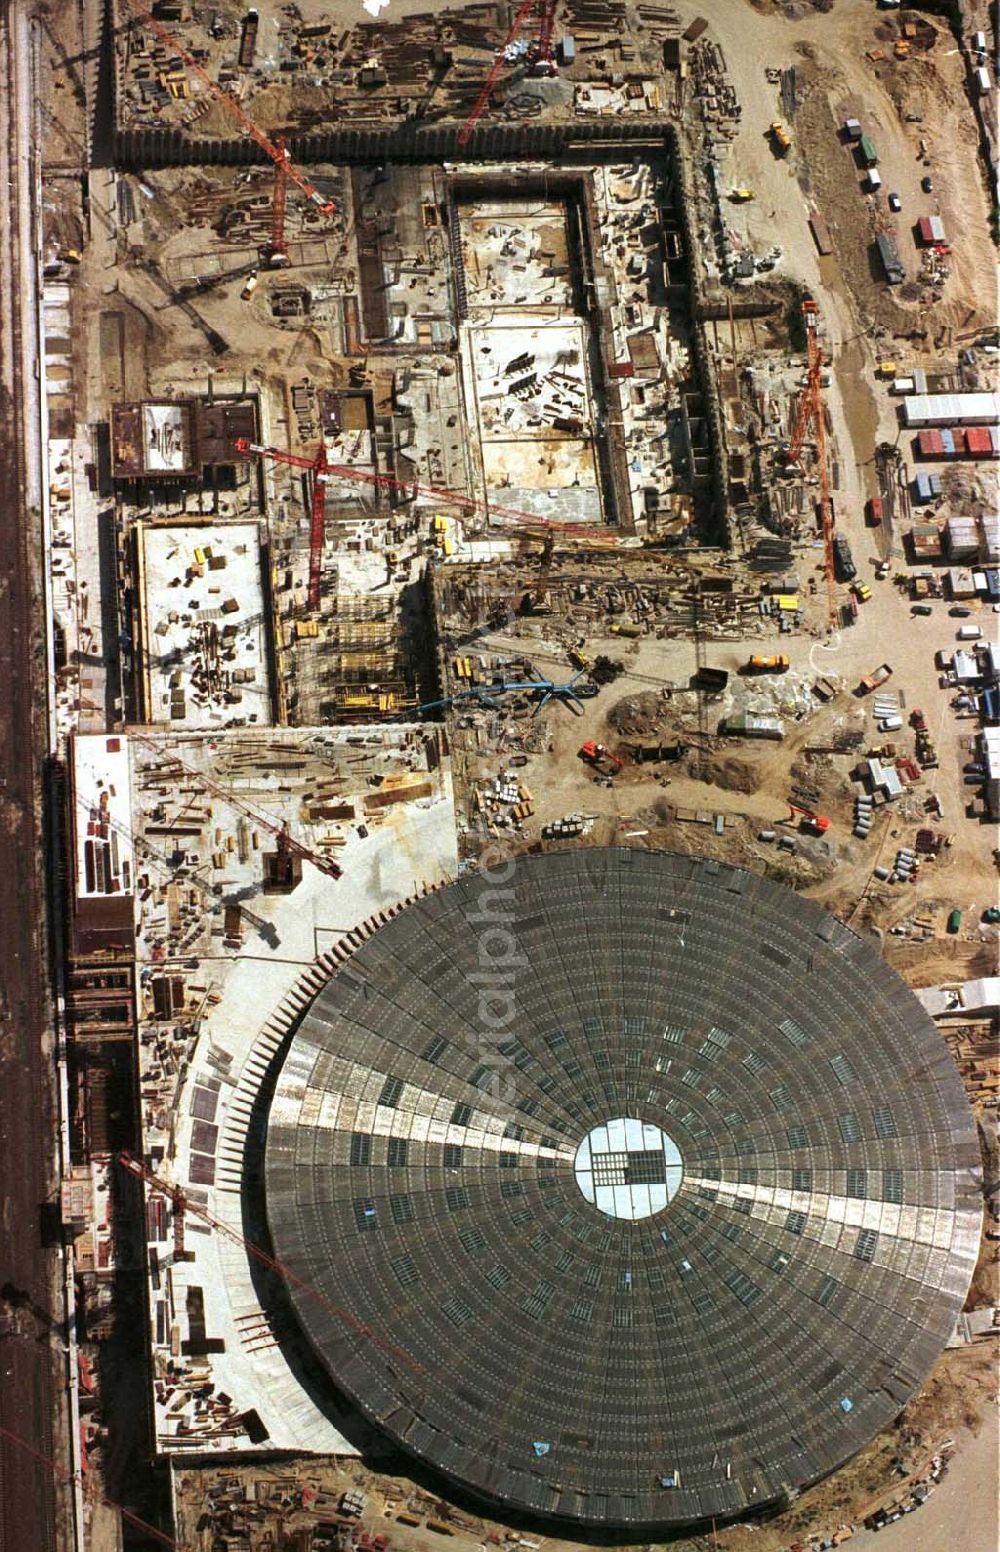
xmin=888 ymin=192 xmax=902 ymax=211
xmin=911 ymin=603 xmax=932 ymax=615
xmin=921 ymin=175 xmax=934 ymax=192
xmin=964 ymin=762 xmax=986 ymax=775
xmin=949 ymin=605 xmax=972 ymax=617
xmin=964 ymin=772 xmax=985 ymax=785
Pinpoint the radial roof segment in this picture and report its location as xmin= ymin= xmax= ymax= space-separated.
xmin=263 ymin=848 xmax=982 ymax=1531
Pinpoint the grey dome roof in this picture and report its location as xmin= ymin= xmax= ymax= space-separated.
xmin=264 ymin=848 xmax=981 ymax=1530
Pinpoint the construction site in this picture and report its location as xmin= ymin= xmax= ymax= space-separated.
xmin=2 ymin=0 xmax=997 ymax=1548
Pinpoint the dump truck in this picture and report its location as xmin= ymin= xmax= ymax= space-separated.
xmin=238 ymin=8 xmax=259 ymax=68
xmin=833 ymin=534 xmax=856 ymax=582
xmin=748 ymin=653 xmax=790 ymax=673
xmin=858 ymin=663 xmax=893 ymax=693
xmin=729 ymin=187 xmax=755 ymax=203
xmin=692 ymin=666 xmax=729 ymax=693
xmin=770 ymin=121 xmax=791 ymax=154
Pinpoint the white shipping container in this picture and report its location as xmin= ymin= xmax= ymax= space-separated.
xmin=891 ymin=378 xmax=915 ymax=394
xmin=866 ymin=169 xmax=882 ymax=191
xmin=975 ymin=65 xmax=991 ymax=95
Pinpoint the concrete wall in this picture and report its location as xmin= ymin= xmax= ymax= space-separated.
xmin=113 ymin=119 xmax=676 ymax=169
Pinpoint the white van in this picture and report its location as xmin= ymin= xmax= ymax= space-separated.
xmin=956 ymin=624 xmax=982 ymax=640
xmin=878 ymin=714 xmax=903 ymax=731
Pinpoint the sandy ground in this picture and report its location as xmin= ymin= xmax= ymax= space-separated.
xmin=848 ymin=1415 xmax=999 ymax=1550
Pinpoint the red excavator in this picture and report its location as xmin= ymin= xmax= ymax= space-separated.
xmin=579 ymin=741 xmax=624 ymax=775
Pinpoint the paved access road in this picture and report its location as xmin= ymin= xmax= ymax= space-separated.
xmin=0 ymin=1 xmax=70 ymax=1547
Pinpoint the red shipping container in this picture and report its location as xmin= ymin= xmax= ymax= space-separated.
xmin=965 ymin=426 xmax=992 ymax=456
xmin=950 ymin=428 xmax=967 ymax=455
xmin=608 ymin=361 xmax=635 ymax=379
xmin=918 ymin=429 xmax=944 ymax=456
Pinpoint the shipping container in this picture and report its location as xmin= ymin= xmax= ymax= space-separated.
xmin=843 ymin=117 xmax=863 ymax=141
xmin=917 ymin=215 xmax=946 ymax=245
xmin=866 ymin=169 xmax=882 ymax=191
xmin=917 ymin=429 xmax=945 ymax=457
xmin=859 ymin=134 xmax=878 ymax=166
xmin=891 ymin=377 xmax=915 ymax=394
xmin=809 ymin=209 xmax=833 ymax=255
xmin=974 ymin=65 xmax=991 ymax=95
xmin=965 ymin=426 xmax=993 ymax=456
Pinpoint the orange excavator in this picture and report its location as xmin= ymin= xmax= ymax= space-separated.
xmin=579 ymin=741 xmax=623 ymax=774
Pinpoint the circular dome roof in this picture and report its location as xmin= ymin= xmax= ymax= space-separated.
xmin=263 ymin=849 xmax=981 ymax=1530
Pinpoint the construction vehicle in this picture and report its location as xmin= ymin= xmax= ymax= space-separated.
xmin=692 ymin=665 xmax=729 ymax=693
xmin=238 ymin=7 xmax=259 ymax=68
xmin=788 ymin=803 xmax=831 ymax=834
xmin=729 ymin=187 xmax=755 ymax=202
xmin=747 ymin=653 xmax=789 ymax=673
xmin=240 ymin=272 xmax=259 ymax=300
xmin=770 ymin=121 xmax=791 ymax=154
xmin=568 ymin=648 xmax=592 ymax=671
xmin=123 ymin=0 xmax=334 ymax=267
xmin=579 ymin=741 xmax=623 ymax=773
xmin=853 ymin=581 xmax=872 ymax=603
xmin=858 ymin=663 xmax=893 ymax=694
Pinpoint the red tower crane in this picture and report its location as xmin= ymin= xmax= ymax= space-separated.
xmin=122 ymin=0 xmax=334 ymax=266
xmin=269 ymin=135 xmax=291 ymax=267
xmin=235 ymin=436 xmax=618 ymax=611
xmin=236 ymin=437 xmax=331 ymax=609
xmin=458 ymin=0 xmax=553 ymax=147
xmin=786 ymin=298 xmax=838 ymax=630
xmin=534 ymin=0 xmax=558 ymax=76
xmin=116 ymin=1152 xmax=424 ymax=1374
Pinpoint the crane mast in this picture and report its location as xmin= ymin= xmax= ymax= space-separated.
xmin=786 ymin=299 xmax=838 ymax=630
